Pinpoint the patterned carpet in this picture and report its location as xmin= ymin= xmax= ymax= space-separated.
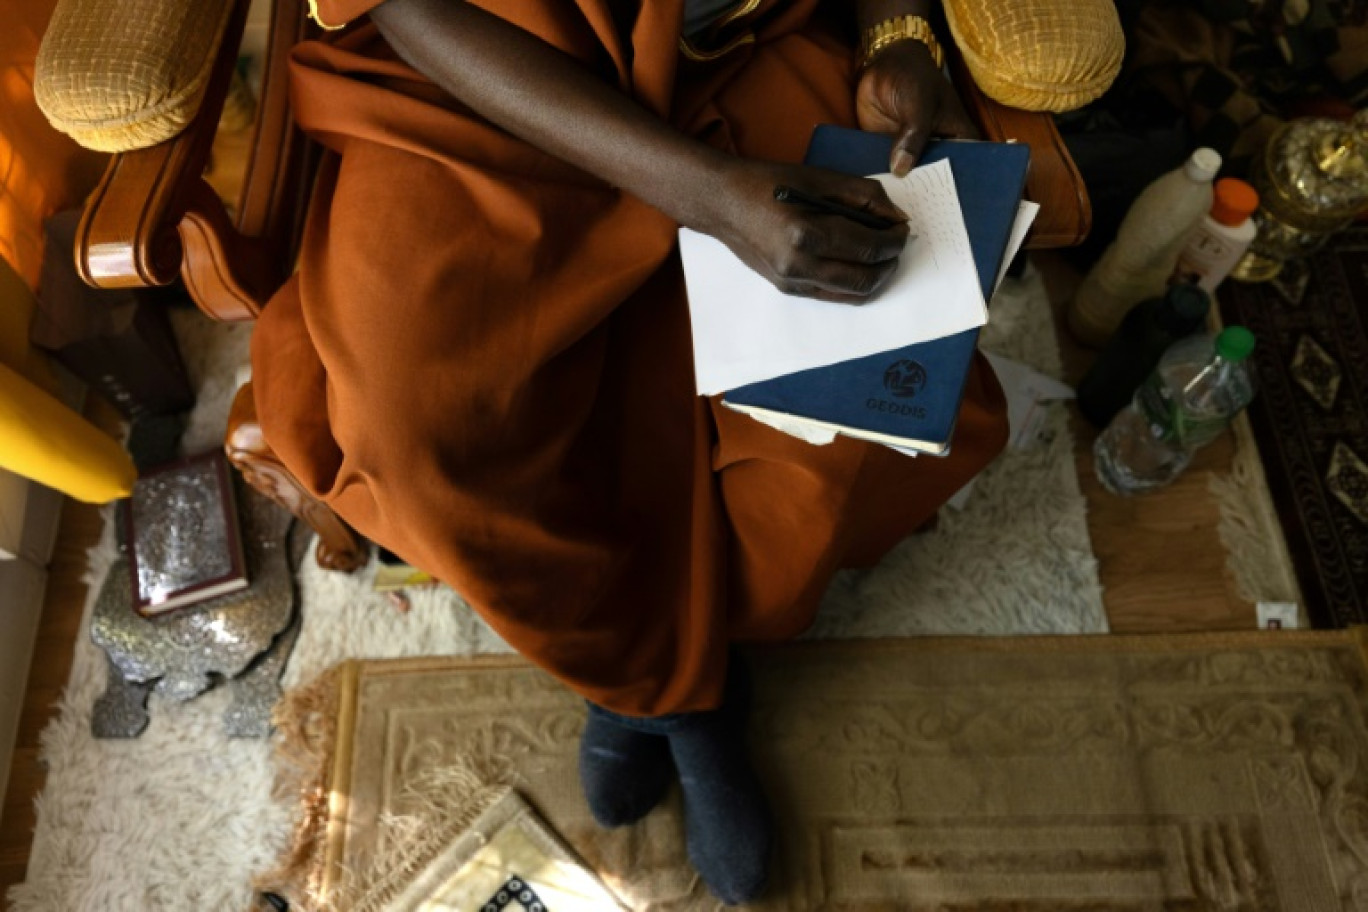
xmin=270 ymin=631 xmax=1368 ymax=910
xmin=1219 ymin=226 xmax=1368 ymax=627
xmin=8 ymin=271 xmax=1107 ymax=912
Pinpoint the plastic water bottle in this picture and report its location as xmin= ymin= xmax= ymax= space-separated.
xmin=1075 ymin=283 xmax=1210 ymax=428
xmin=1069 ymin=147 xmax=1222 ymax=348
xmin=1093 ymin=326 xmax=1256 ymax=495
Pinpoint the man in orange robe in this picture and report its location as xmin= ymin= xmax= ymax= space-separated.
xmin=252 ymin=0 xmax=1007 ymax=901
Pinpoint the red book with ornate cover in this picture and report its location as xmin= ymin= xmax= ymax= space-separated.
xmin=124 ymin=449 xmax=248 ymax=616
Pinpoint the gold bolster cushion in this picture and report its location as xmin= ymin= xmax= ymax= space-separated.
xmin=34 ymin=0 xmax=235 ymax=153
xmin=32 ymin=0 xmax=1120 ymax=152
xmin=944 ymin=0 xmax=1125 ymax=113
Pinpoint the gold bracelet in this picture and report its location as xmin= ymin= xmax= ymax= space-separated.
xmin=860 ymin=15 xmax=943 ymax=71
xmin=306 ymin=0 xmax=347 ymax=31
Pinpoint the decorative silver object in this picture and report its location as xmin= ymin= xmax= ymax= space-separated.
xmin=224 ymin=609 xmax=302 ymax=738
xmin=1234 ymin=109 xmax=1368 ymax=290
xmin=90 ymin=482 xmax=299 ymax=738
xmin=91 ymin=654 xmax=154 ymax=739
xmin=129 ymin=453 xmax=242 ymax=610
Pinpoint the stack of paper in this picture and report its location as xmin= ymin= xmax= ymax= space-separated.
xmin=682 ymin=132 xmax=1039 ymax=457
xmin=683 ymin=159 xmax=989 ymax=396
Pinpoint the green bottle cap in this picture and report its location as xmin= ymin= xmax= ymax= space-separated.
xmin=1216 ymin=326 xmax=1256 ymax=362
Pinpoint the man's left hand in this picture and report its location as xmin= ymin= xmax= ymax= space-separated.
xmin=855 ymin=39 xmax=978 ymax=177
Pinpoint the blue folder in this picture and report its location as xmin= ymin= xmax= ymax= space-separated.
xmin=722 ymin=126 xmax=1030 ymax=455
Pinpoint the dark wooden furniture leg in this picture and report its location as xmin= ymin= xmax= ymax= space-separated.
xmin=226 ymin=382 xmax=367 ymax=573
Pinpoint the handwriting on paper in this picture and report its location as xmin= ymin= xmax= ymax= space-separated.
xmin=683 ymin=158 xmax=986 ymax=395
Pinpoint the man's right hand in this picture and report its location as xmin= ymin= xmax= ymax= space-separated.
xmin=373 ymin=0 xmax=910 ymax=306
xmin=700 ymin=160 xmax=910 ymax=305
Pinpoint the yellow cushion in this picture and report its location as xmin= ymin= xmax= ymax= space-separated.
xmin=944 ymin=0 xmax=1125 ymax=113
xmin=34 ymin=0 xmax=234 ymax=153
xmin=0 ymin=361 xmax=135 ymax=503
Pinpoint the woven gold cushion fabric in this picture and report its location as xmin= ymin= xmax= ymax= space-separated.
xmin=34 ymin=0 xmax=234 ymax=152
xmin=944 ymin=0 xmax=1124 ymax=113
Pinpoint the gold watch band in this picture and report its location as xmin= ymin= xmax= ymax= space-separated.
xmin=306 ymin=0 xmax=348 ymax=31
xmin=860 ymin=14 xmax=944 ymax=71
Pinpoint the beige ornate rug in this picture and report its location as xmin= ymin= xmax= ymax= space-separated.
xmin=10 ymin=269 xmax=1111 ymax=912
xmin=267 ymin=629 xmax=1368 ymax=911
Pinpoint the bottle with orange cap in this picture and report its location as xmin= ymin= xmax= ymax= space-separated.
xmin=1169 ymin=178 xmax=1260 ymax=293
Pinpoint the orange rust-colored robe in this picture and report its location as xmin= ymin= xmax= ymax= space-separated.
xmin=252 ymin=0 xmax=1008 ymax=717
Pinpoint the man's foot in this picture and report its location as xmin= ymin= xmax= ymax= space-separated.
xmin=668 ymin=660 xmax=771 ymax=905
xmin=578 ymin=707 xmax=673 ymax=828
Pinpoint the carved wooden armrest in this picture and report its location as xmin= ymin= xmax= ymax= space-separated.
xmin=227 ymin=383 xmax=368 ymax=572
xmin=74 ymin=0 xmax=309 ymax=322
xmin=950 ymin=53 xmax=1092 ymax=250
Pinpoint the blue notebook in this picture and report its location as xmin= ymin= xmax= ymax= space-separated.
xmin=722 ymin=126 xmax=1030 ymax=455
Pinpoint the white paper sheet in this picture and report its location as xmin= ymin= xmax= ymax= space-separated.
xmin=982 ymin=350 xmax=1076 ymax=450
xmin=994 ymin=201 xmax=1040 ymax=292
xmin=944 ymin=350 xmax=1076 ymax=509
xmin=735 ymin=201 xmax=1042 ymax=458
xmin=883 ymin=200 xmax=1040 ymax=462
xmin=683 ymin=159 xmax=986 ymax=395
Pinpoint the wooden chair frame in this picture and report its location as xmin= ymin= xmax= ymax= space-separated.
xmin=72 ymin=0 xmax=1090 ymax=572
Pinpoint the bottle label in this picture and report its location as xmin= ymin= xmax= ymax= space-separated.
xmin=1174 ymin=411 xmax=1228 ymax=447
xmin=1170 ymin=223 xmax=1253 ymax=292
xmin=1137 ymin=371 xmax=1230 ymax=447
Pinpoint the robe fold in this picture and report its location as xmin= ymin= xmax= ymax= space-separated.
xmin=253 ymin=0 xmax=1009 ymax=716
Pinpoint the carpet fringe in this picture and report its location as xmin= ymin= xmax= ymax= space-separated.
xmin=337 ymin=773 xmax=512 ymax=912
xmin=254 ymin=662 xmax=517 ymax=911
xmin=253 ymin=663 xmax=345 ymax=908
xmin=1210 ymin=412 xmax=1303 ymax=608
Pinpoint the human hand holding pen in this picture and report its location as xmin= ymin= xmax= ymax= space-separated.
xmin=772 ymin=184 xmax=907 ymax=230
xmin=700 ymin=160 xmax=911 ymax=305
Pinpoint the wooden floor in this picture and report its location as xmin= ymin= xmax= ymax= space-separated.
xmin=0 ymin=256 xmax=1263 ymax=897
xmin=0 ymin=397 xmax=117 ymax=896
xmin=1035 ymin=252 xmax=1258 ymax=635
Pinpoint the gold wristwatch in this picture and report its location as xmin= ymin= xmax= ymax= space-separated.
xmin=860 ymin=15 xmax=944 ymax=71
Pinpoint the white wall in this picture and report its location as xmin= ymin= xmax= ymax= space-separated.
xmin=240 ymin=0 xmax=273 ymax=91
xmin=0 ymin=466 xmax=61 ymax=564
xmin=0 ymin=470 xmax=29 ymax=560
xmin=242 ymin=0 xmax=272 ymax=58
xmin=0 ymin=553 xmax=48 ymax=821
xmin=0 ymin=432 xmax=68 ymax=823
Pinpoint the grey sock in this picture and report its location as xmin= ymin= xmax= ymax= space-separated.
xmin=668 ymin=660 xmax=770 ymax=905
xmin=578 ymin=707 xmax=673 ymax=828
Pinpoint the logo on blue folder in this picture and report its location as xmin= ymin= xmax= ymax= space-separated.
xmin=882 ymin=359 xmax=928 ymax=399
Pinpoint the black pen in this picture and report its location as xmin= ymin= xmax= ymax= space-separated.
xmin=773 ymin=184 xmax=904 ymax=230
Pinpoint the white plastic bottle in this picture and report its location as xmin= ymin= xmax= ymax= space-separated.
xmin=1069 ymin=147 xmax=1222 ymax=348
xmin=1170 ymin=178 xmax=1259 ymax=292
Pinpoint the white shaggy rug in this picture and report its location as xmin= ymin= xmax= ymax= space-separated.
xmin=6 ymin=265 xmax=1104 ymax=912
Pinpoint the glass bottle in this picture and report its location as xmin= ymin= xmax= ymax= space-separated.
xmin=1232 ymin=109 xmax=1368 ymax=282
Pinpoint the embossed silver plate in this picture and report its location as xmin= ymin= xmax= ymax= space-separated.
xmin=90 ymin=480 xmax=297 ymax=735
